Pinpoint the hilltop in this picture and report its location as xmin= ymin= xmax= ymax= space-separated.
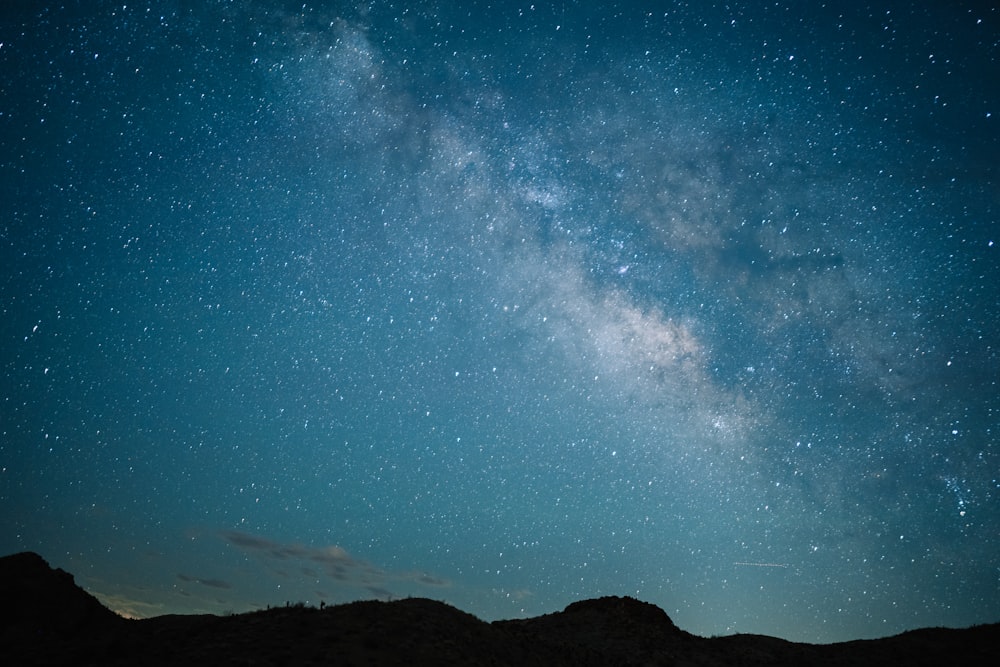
xmin=1 ymin=552 xmax=996 ymax=666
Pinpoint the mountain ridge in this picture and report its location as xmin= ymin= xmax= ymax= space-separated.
xmin=2 ymin=551 xmax=996 ymax=666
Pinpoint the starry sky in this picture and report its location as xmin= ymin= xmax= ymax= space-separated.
xmin=2 ymin=1 xmax=998 ymax=644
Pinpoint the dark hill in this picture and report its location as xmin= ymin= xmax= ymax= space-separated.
xmin=2 ymin=551 xmax=997 ymax=666
xmin=0 ymin=551 xmax=124 ymax=634
xmin=0 ymin=551 xmax=126 ymax=664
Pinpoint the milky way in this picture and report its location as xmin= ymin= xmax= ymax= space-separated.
xmin=2 ymin=2 xmax=998 ymax=642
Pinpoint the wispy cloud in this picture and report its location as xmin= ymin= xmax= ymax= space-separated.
xmin=177 ymin=573 xmax=232 ymax=590
xmin=219 ymin=529 xmax=449 ymax=600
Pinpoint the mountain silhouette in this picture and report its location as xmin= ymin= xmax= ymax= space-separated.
xmin=2 ymin=551 xmax=996 ymax=666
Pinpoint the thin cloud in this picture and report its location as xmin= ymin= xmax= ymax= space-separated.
xmin=177 ymin=573 xmax=233 ymax=590
xmin=219 ymin=529 xmax=450 ymax=596
xmin=413 ymin=572 xmax=449 ymax=587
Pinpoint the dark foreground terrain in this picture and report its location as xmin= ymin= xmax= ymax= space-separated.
xmin=1 ymin=552 xmax=996 ymax=666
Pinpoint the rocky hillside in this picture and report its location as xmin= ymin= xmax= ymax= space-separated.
xmin=1 ymin=552 xmax=996 ymax=666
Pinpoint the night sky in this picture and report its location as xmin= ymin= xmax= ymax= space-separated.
xmin=2 ymin=1 xmax=999 ymax=644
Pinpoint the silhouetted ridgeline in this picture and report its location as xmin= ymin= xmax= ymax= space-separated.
xmin=1 ymin=551 xmax=996 ymax=666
